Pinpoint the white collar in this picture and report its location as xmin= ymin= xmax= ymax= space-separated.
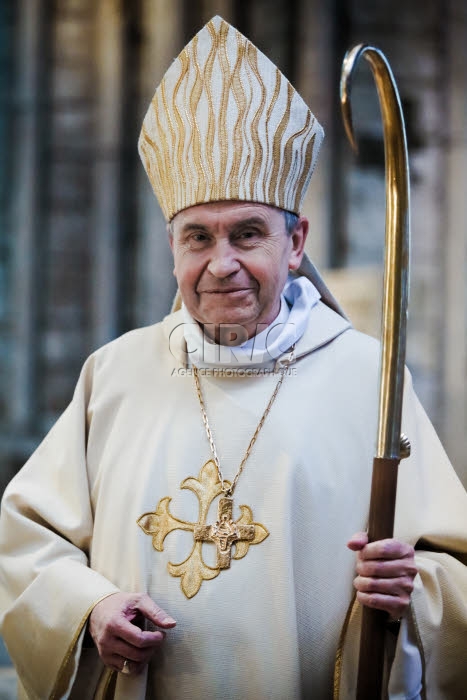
xmin=181 ymin=275 xmax=321 ymax=368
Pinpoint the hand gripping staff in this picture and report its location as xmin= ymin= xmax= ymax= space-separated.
xmin=340 ymin=45 xmax=411 ymax=700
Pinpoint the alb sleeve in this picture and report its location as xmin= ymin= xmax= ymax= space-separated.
xmin=0 ymin=355 xmax=119 ymax=699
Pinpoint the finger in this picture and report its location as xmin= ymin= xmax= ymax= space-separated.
xmin=135 ymin=595 xmax=176 ymax=629
xmin=358 ymin=539 xmax=414 ymax=561
xmin=354 ymin=575 xmax=414 ymax=597
xmin=356 ymin=558 xmax=418 ymax=579
xmin=110 ymin=637 xmax=164 ymax=664
xmin=99 ymin=653 xmax=126 ymax=672
xmin=108 ymin=655 xmax=145 ymax=676
xmin=356 ymin=590 xmax=410 ymax=619
xmin=347 ymin=532 xmax=368 ymax=551
xmin=112 ymin=619 xmax=167 ymax=648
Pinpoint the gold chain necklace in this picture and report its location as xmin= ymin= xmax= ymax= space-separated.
xmin=137 ymin=346 xmax=296 ymax=597
xmin=192 ymin=345 xmax=296 ymax=498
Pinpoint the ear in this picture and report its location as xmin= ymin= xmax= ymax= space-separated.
xmin=288 ymin=216 xmax=308 ymax=270
xmin=167 ymin=223 xmax=174 ymax=252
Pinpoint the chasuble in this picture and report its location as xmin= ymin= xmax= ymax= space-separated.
xmin=1 ymin=298 xmax=466 ymax=700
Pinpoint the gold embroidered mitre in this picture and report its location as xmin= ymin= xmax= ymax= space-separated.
xmin=138 ymin=15 xmax=324 ymax=221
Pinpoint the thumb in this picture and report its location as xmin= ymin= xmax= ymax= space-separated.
xmin=347 ymin=531 xmax=368 ymax=551
xmin=137 ymin=595 xmax=176 ymax=629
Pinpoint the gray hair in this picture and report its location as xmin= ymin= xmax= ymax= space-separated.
xmin=283 ymin=210 xmax=299 ymax=235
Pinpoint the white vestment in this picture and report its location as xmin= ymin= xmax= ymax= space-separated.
xmin=1 ymin=297 xmax=466 ymax=700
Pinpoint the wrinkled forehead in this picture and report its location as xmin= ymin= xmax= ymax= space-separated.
xmin=170 ymin=201 xmax=286 ymax=235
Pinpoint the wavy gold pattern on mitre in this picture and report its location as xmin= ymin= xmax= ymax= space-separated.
xmin=137 ymin=460 xmax=269 ymax=599
xmin=138 ymin=15 xmax=324 ymax=221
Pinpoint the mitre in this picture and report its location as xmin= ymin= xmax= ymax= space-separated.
xmin=138 ymin=15 xmax=324 ymax=221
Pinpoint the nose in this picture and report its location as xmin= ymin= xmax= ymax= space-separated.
xmin=206 ymin=240 xmax=241 ymax=279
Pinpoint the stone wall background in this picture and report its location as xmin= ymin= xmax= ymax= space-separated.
xmin=0 ymin=0 xmax=466 ymax=500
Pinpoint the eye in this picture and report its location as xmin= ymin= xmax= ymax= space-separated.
xmin=187 ymin=232 xmax=211 ymax=247
xmin=236 ymin=229 xmax=260 ymax=242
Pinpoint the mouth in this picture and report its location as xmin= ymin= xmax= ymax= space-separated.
xmin=199 ymin=288 xmax=253 ymax=296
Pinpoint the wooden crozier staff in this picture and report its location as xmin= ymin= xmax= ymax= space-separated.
xmin=340 ymin=45 xmax=412 ymax=699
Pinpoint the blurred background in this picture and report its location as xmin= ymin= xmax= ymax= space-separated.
xmin=0 ymin=0 xmax=466 ymax=490
xmin=0 ymin=0 xmax=466 ymax=681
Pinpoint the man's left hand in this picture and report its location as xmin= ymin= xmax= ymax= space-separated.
xmin=347 ymin=532 xmax=418 ymax=620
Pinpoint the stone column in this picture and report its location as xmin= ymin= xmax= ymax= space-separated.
xmin=9 ymin=0 xmax=42 ymax=431
xmin=134 ymin=0 xmax=183 ymax=327
xmin=295 ymin=0 xmax=336 ymax=269
xmin=92 ymin=0 xmax=124 ymax=347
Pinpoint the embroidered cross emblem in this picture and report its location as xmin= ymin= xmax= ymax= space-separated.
xmin=194 ymin=497 xmax=255 ymax=568
xmin=137 ymin=461 xmax=269 ymax=598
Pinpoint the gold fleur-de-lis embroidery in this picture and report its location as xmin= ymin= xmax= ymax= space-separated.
xmin=137 ymin=461 xmax=269 ymax=599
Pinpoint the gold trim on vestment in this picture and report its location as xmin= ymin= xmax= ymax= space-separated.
xmin=333 ymin=595 xmax=428 ymax=699
xmin=409 ymin=600 xmax=427 ymax=700
xmin=50 ymin=592 xmax=117 ymax=700
xmin=99 ymin=668 xmax=117 ymax=700
xmin=333 ymin=591 xmax=356 ymax=700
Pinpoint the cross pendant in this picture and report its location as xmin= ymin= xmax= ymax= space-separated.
xmin=194 ymin=497 xmax=255 ymax=568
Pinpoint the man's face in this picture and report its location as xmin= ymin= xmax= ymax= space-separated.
xmin=169 ymin=201 xmax=308 ymax=341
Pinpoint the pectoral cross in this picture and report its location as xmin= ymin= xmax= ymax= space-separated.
xmin=194 ymin=497 xmax=255 ymax=568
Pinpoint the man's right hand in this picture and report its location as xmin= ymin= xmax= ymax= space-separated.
xmin=88 ymin=592 xmax=176 ymax=675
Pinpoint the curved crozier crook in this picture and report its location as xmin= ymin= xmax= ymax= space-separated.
xmin=340 ymin=44 xmax=411 ymax=460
